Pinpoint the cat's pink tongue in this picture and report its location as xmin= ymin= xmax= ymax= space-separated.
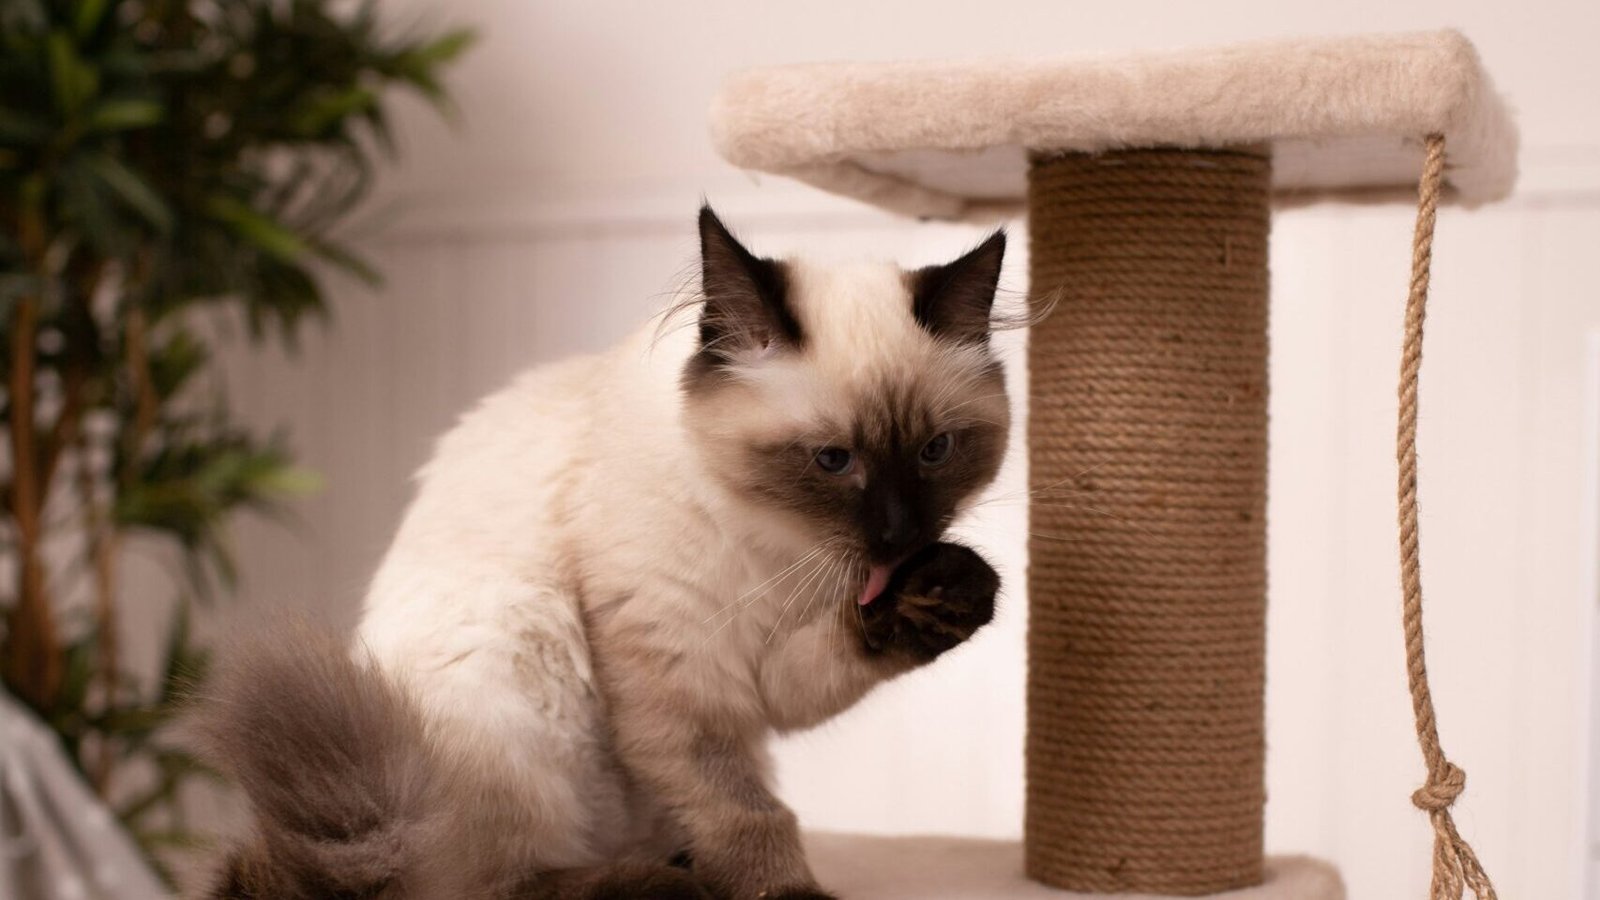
xmin=859 ymin=564 xmax=893 ymax=607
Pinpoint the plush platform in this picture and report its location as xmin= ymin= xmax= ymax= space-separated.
xmin=711 ymin=30 xmax=1517 ymax=220
xmin=805 ymin=834 xmax=1345 ymax=900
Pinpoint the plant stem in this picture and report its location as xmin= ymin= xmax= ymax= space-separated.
xmin=4 ymin=293 xmax=61 ymax=709
xmin=86 ymin=279 xmax=162 ymax=794
xmin=89 ymin=524 xmax=122 ymax=794
xmin=86 ymin=299 xmax=162 ymax=796
xmin=124 ymin=306 xmax=158 ymax=459
xmin=39 ymin=260 xmax=103 ymax=492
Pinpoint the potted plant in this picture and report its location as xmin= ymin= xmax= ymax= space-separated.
xmin=0 ymin=0 xmax=470 ymax=882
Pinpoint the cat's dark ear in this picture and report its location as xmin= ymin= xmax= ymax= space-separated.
xmin=697 ymin=205 xmax=800 ymax=359
xmin=909 ymin=230 xmax=1006 ymax=344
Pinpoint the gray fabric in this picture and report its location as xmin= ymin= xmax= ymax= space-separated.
xmin=0 ymin=690 xmax=170 ymax=900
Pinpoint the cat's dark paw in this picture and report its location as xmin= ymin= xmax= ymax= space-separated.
xmin=861 ymin=542 xmax=998 ymax=662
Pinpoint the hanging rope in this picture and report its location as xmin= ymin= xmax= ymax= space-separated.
xmin=1396 ymin=133 xmax=1497 ymax=900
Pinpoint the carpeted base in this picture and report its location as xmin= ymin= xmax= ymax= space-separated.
xmin=805 ymin=834 xmax=1345 ymax=900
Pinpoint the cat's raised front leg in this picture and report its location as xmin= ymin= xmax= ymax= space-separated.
xmin=760 ymin=542 xmax=999 ymax=732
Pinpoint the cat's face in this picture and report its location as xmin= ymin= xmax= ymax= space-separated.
xmin=683 ymin=207 xmax=1010 ymax=592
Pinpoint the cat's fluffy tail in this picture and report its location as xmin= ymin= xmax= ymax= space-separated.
xmin=192 ymin=621 xmax=449 ymax=899
xmin=192 ymin=623 xmax=713 ymax=900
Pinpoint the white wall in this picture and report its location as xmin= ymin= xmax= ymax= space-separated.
xmin=203 ymin=2 xmax=1600 ymax=899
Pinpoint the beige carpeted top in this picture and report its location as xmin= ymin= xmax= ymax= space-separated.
xmin=803 ymin=834 xmax=1345 ymax=899
xmin=710 ymin=30 xmax=1517 ymax=220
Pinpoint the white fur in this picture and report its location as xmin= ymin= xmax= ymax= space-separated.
xmin=356 ymin=259 xmax=992 ymax=868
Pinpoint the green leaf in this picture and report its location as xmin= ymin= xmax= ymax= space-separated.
xmin=73 ymin=0 xmax=108 ymax=40
xmin=80 ymin=152 xmax=172 ymax=232
xmin=95 ymin=703 xmax=171 ymax=736
xmin=0 ymin=3 xmax=477 ymax=885
xmin=59 ymin=158 xmax=129 ymax=253
xmin=114 ymin=481 xmax=208 ymax=538
xmin=47 ymin=31 xmax=99 ymax=115
xmin=147 ymin=327 xmax=210 ymax=399
xmin=204 ymin=195 xmax=308 ymax=262
xmin=158 ymin=598 xmax=208 ymax=704
xmin=84 ymin=99 xmax=164 ymax=133
xmin=55 ymin=634 xmax=98 ymax=714
xmin=204 ymin=533 xmax=239 ymax=593
xmin=310 ymin=237 xmax=381 ymax=286
xmin=412 ymin=29 xmax=476 ymax=65
xmin=0 ymin=108 xmax=51 ymax=143
xmin=253 ymin=464 xmax=322 ymax=496
xmin=118 ymin=747 xmax=225 ymax=824
xmin=290 ymin=86 xmax=377 ymax=135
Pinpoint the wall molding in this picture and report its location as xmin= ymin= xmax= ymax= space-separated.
xmin=361 ymin=144 xmax=1600 ymax=245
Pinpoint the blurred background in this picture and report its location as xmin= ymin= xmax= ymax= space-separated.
xmin=4 ymin=1 xmax=1598 ymax=899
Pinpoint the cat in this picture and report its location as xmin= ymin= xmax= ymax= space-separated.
xmin=196 ymin=206 xmax=1012 ymax=899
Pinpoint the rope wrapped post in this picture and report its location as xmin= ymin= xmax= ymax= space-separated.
xmin=1025 ymin=147 xmax=1272 ymax=894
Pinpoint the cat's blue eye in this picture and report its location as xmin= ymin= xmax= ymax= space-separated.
xmin=920 ymin=432 xmax=955 ymax=467
xmin=815 ymin=447 xmax=853 ymax=475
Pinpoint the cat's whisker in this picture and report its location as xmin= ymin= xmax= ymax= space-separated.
xmin=786 ymin=558 xmax=832 ymax=640
xmin=704 ymin=535 xmax=852 ymax=647
xmin=1026 ymin=465 xmax=1111 ymax=493
xmin=1026 ymin=531 xmax=1100 ymax=544
xmin=811 ymin=553 xmax=848 ymax=609
xmin=943 ymin=416 xmax=1005 ymax=429
xmin=940 ymin=391 xmax=1010 ymax=415
xmin=701 ymin=544 xmax=830 ymax=638
xmin=1025 ymin=500 xmax=1160 ymax=534
xmin=795 ymin=552 xmax=843 ymax=630
xmin=969 ymin=485 xmax=1135 ymax=515
xmin=1023 ymin=529 xmax=1175 ymax=553
xmin=766 ymin=549 xmax=837 ymax=645
xmin=965 ymin=462 xmax=1110 ymax=509
xmin=702 ymin=539 xmax=833 ymax=626
xmin=812 ymin=554 xmax=851 ymax=666
xmin=967 ymin=488 xmax=1090 ymax=511
xmin=924 ymin=372 xmax=979 ymax=413
xmin=817 ymin=556 xmax=856 ymax=669
xmin=772 ymin=553 xmax=847 ymax=696
xmin=1027 ymin=487 xmax=1096 ymax=498
xmin=708 ymin=572 xmax=804 ymax=634
xmin=821 ymin=554 xmax=853 ymax=615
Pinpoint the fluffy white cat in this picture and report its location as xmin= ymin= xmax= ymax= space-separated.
xmin=199 ymin=207 xmax=1010 ymax=900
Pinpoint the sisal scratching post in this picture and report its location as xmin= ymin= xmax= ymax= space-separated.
xmin=1025 ymin=148 xmax=1270 ymax=894
xmin=712 ymin=29 xmax=1518 ymax=899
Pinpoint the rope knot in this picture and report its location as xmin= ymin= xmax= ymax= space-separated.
xmin=1411 ymin=761 xmax=1466 ymax=812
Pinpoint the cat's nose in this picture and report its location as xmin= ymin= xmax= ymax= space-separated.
xmin=879 ymin=496 xmax=918 ymax=551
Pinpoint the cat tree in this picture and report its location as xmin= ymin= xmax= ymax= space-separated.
xmin=711 ymin=30 xmax=1515 ymax=899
